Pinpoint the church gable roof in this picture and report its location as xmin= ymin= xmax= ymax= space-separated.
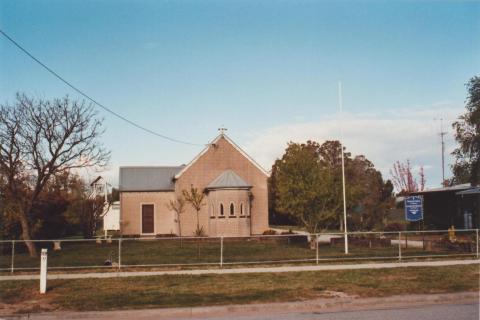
xmin=174 ymin=134 xmax=269 ymax=179
xmin=206 ymin=170 xmax=251 ymax=190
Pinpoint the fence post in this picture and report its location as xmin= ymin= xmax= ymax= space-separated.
xmin=476 ymin=229 xmax=479 ymax=259
xmin=220 ymin=236 xmax=223 ymax=268
xmin=10 ymin=241 xmax=15 ymax=273
xmin=316 ymin=234 xmax=319 ymax=265
xmin=398 ymin=232 xmax=402 ymax=262
xmin=40 ymin=248 xmax=48 ymax=294
xmin=422 ymin=231 xmax=425 ymax=251
xmin=118 ymin=238 xmax=122 ymax=270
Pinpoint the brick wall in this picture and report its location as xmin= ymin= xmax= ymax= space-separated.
xmin=207 ymin=189 xmax=251 ymax=237
xmin=175 ymin=136 xmax=269 ymax=236
xmin=120 ymin=191 xmax=177 ymax=235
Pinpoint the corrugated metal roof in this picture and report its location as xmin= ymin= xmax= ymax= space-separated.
xmin=456 ymin=187 xmax=480 ymax=196
xmin=413 ymin=183 xmax=472 ymax=194
xmin=206 ymin=170 xmax=251 ymax=189
xmin=119 ymin=166 xmax=184 ymax=191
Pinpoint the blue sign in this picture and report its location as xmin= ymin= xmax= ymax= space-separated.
xmin=405 ymin=196 xmax=423 ymax=221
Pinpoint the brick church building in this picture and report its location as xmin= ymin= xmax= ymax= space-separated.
xmin=119 ymin=133 xmax=269 ymax=237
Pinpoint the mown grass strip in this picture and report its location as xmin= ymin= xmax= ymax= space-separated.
xmin=0 ymin=265 xmax=478 ymax=312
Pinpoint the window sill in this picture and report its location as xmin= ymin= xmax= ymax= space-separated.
xmin=228 ymin=216 xmax=236 ymax=218
xmin=218 ymin=216 xmax=225 ymax=219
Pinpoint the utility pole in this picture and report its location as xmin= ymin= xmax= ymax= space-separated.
xmin=338 ymin=82 xmax=349 ymax=254
xmin=435 ymin=118 xmax=447 ymax=186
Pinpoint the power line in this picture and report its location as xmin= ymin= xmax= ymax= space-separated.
xmin=0 ymin=29 xmax=203 ymax=147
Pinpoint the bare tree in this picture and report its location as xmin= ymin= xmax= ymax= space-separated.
xmin=0 ymin=94 xmax=110 ymax=256
xmin=182 ymin=186 xmax=205 ymax=259
xmin=182 ymin=186 xmax=205 ymax=236
xmin=83 ymin=197 xmax=111 ymax=239
xmin=166 ymin=198 xmax=185 ymax=247
xmin=390 ymin=160 xmax=425 ymax=195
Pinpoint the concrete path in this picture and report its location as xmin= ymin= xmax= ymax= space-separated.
xmin=391 ymin=239 xmax=424 ymax=248
xmin=2 ymin=292 xmax=478 ymax=319
xmin=271 ymin=228 xmax=423 ymax=246
xmin=1 ymin=259 xmax=478 ymax=281
xmin=270 ymin=228 xmax=342 ymax=243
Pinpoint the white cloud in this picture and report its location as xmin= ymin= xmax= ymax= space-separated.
xmin=243 ymin=104 xmax=462 ymax=187
xmin=96 ymin=103 xmax=464 ymax=189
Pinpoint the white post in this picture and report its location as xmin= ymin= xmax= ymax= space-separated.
xmin=10 ymin=241 xmax=14 ymax=273
xmin=338 ymin=81 xmax=349 ymax=254
xmin=40 ymin=248 xmax=47 ymax=294
xmin=220 ymin=236 xmax=224 ymax=268
xmin=398 ymin=232 xmax=402 ymax=262
xmin=316 ymin=234 xmax=319 ymax=265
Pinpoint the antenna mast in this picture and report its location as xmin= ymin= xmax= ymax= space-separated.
xmin=435 ymin=118 xmax=447 ymax=186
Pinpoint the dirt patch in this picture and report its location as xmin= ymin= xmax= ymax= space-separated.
xmin=0 ymin=290 xmax=58 ymax=316
xmin=321 ymin=290 xmax=356 ymax=299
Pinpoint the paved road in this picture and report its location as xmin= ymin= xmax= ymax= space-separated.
xmin=186 ymin=303 xmax=479 ymax=320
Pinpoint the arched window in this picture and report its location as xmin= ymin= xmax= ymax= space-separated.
xmin=240 ymin=203 xmax=244 ymax=215
xmin=230 ymin=203 xmax=235 ymax=216
xmin=219 ymin=203 xmax=224 ymax=216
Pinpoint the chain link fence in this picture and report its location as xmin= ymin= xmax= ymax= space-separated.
xmin=1 ymin=229 xmax=478 ymax=273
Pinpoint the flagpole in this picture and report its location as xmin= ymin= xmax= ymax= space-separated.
xmin=338 ymin=82 xmax=349 ymax=254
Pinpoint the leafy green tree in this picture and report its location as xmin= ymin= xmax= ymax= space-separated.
xmin=270 ymin=140 xmax=393 ymax=233
xmin=272 ymin=141 xmax=337 ymax=234
xmin=452 ymin=76 xmax=480 ymax=184
xmin=62 ymin=174 xmax=113 ymax=239
xmin=350 ymin=156 xmax=394 ymax=230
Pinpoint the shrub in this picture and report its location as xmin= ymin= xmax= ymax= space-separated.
xmin=262 ymin=229 xmax=277 ymax=235
xmin=384 ymin=222 xmax=405 ymax=232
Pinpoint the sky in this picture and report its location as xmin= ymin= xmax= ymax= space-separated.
xmin=1 ymin=0 xmax=479 ymax=189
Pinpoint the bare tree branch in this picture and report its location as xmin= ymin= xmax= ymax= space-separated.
xmin=0 ymin=93 xmax=110 ymax=256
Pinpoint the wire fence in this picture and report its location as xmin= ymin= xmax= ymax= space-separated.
xmin=0 ymin=229 xmax=478 ymax=273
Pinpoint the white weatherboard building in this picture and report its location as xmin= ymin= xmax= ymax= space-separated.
xmin=103 ymin=201 xmax=120 ymax=233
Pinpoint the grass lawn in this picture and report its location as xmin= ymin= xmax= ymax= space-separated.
xmin=0 ymin=264 xmax=478 ymax=314
xmin=1 ymin=235 xmax=477 ymax=272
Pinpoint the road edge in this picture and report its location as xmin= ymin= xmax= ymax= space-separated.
xmin=3 ymin=291 xmax=479 ymax=319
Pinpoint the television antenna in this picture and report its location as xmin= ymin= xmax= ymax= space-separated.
xmin=434 ymin=118 xmax=447 ymax=186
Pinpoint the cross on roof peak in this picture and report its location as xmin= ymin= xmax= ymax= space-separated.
xmin=218 ymin=126 xmax=228 ymax=135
